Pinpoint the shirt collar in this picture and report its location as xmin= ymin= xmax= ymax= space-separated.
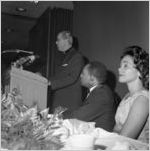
xmin=64 ymin=46 xmax=73 ymax=54
xmin=89 ymin=85 xmax=98 ymax=93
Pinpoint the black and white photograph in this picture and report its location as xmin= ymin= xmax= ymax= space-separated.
xmin=1 ymin=1 xmax=149 ymax=150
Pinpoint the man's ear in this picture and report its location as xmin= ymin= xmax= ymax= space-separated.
xmin=90 ymin=75 xmax=97 ymax=84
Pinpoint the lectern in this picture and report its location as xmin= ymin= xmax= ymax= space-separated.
xmin=10 ymin=66 xmax=48 ymax=110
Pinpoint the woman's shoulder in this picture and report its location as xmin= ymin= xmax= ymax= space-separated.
xmin=130 ymin=90 xmax=149 ymax=108
xmin=122 ymin=90 xmax=149 ymax=106
xmin=134 ymin=90 xmax=149 ymax=100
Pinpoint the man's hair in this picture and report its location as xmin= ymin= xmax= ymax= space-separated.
xmin=87 ymin=61 xmax=107 ymax=84
xmin=59 ymin=31 xmax=73 ymax=45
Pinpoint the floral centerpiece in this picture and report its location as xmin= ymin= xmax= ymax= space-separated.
xmin=1 ymin=89 xmax=67 ymax=150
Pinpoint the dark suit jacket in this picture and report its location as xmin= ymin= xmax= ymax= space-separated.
xmin=63 ymin=85 xmax=116 ymax=132
xmin=50 ymin=47 xmax=84 ymax=111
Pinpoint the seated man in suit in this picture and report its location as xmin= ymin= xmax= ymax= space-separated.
xmin=63 ymin=61 xmax=116 ymax=132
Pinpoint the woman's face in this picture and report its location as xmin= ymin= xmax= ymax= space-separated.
xmin=118 ymin=55 xmax=140 ymax=84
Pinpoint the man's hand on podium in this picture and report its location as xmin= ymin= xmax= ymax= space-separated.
xmin=48 ymin=80 xmax=51 ymax=86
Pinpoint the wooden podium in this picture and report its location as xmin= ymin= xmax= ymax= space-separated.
xmin=10 ymin=66 xmax=48 ymax=110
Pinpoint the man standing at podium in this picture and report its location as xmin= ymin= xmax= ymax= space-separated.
xmin=48 ymin=31 xmax=85 ymax=112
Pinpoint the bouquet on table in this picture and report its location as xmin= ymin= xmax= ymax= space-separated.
xmin=1 ymin=89 xmax=67 ymax=150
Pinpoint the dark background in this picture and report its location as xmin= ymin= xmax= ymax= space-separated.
xmin=1 ymin=1 xmax=149 ymax=99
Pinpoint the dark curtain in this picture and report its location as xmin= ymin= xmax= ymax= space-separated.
xmin=28 ymin=8 xmax=51 ymax=77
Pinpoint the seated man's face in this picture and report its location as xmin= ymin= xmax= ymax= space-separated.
xmin=80 ymin=65 xmax=91 ymax=88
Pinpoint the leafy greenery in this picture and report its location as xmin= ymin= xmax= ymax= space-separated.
xmin=1 ymin=90 xmax=66 ymax=150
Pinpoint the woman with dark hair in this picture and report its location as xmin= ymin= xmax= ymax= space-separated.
xmin=113 ymin=46 xmax=149 ymax=143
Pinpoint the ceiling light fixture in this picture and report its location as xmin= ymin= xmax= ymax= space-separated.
xmin=16 ymin=7 xmax=27 ymax=12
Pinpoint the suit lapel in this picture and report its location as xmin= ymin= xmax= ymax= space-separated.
xmin=83 ymin=85 xmax=103 ymax=104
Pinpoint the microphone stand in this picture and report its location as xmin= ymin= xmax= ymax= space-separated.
xmin=2 ymin=49 xmax=35 ymax=69
xmin=2 ymin=49 xmax=34 ymax=54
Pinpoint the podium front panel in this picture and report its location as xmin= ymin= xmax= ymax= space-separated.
xmin=10 ymin=67 xmax=48 ymax=110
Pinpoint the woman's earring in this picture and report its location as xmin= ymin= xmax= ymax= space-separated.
xmin=138 ymin=72 xmax=142 ymax=80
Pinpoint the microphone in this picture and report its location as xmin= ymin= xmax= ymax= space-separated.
xmin=14 ymin=55 xmax=40 ymax=67
xmin=2 ymin=49 xmax=34 ymax=54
